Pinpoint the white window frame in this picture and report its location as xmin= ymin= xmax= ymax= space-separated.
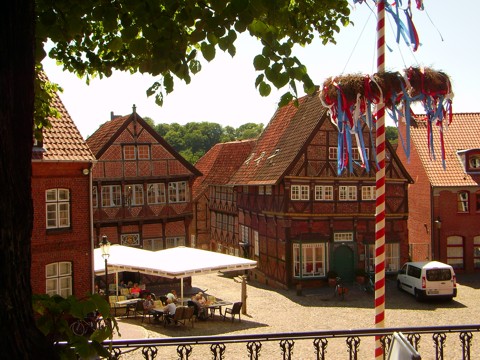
xmin=328 ymin=147 xmax=337 ymax=160
xmin=366 ymin=243 xmax=400 ymax=273
xmin=315 ymin=185 xmax=333 ymax=201
xmin=92 ymin=186 xmax=98 ymax=208
xmin=334 ymin=232 xmax=354 ymax=242
xmin=291 ymin=185 xmax=309 ymax=201
xmin=143 ymin=238 xmax=164 ymax=251
xmin=254 ymin=230 xmax=259 ymax=257
xmin=123 ymin=145 xmax=136 ymax=160
xmin=137 ymin=145 xmax=150 ymax=160
xmin=361 ymin=186 xmax=376 ymax=200
xmin=447 ymin=236 xmax=464 ymax=269
xmin=457 ymin=191 xmax=469 ymax=213
xmin=46 ymin=188 xmax=70 ymax=229
xmin=168 ymin=181 xmax=187 ymax=203
xmin=166 ymin=236 xmax=185 ymax=248
xmin=46 ymin=262 xmax=72 ymax=297
xmin=265 ymin=185 xmax=272 ymax=195
xmin=352 ymin=148 xmax=369 ymax=161
xmin=293 ymin=243 xmax=326 ymax=278
xmin=101 ymin=185 xmax=122 ymax=207
xmin=339 ymin=185 xmax=357 ymax=201
xmin=258 ymin=186 xmax=264 ymax=195
xmin=126 ymin=184 xmax=144 ymax=206
xmin=147 ymin=183 xmax=166 ymax=204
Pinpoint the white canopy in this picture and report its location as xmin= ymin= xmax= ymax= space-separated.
xmin=94 ymin=245 xmax=257 ymax=299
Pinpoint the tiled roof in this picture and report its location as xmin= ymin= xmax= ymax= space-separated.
xmin=229 ymin=92 xmax=327 ymax=185
xmin=192 ymin=139 xmax=256 ymax=200
xmin=410 ymin=113 xmax=480 ymax=187
xmin=32 ymin=73 xmax=95 ymax=162
xmin=85 ymin=115 xmax=128 ymax=156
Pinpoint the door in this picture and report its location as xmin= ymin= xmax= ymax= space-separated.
xmin=333 ymin=245 xmax=354 ymax=282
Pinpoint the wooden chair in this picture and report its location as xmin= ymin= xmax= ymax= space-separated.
xmin=164 ymin=306 xmax=195 ymax=327
xmin=223 ymin=302 xmax=242 ymax=322
xmin=140 ymin=301 xmax=153 ymax=323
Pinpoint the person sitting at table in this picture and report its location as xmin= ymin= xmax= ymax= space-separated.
xmin=130 ymin=283 xmax=141 ymax=298
xmin=119 ymin=280 xmax=127 ymax=288
xmin=143 ymin=294 xmax=160 ymax=321
xmin=163 ymin=298 xmax=176 ymax=324
xmin=196 ymin=292 xmax=206 ymax=305
xmin=166 ymin=289 xmax=178 ymax=303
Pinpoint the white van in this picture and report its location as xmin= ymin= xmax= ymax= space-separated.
xmin=397 ymin=261 xmax=457 ymax=301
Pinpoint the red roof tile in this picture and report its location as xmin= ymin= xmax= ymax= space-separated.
xmin=230 ymin=92 xmax=327 ymax=185
xmin=32 ymin=73 xmax=95 ymax=162
xmin=410 ymin=113 xmax=480 ymax=186
xmin=192 ymin=139 xmax=256 ymax=199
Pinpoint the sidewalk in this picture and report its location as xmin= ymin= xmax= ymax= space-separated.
xmin=113 ymin=319 xmax=148 ymax=340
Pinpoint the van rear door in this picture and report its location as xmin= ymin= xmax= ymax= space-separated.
xmin=424 ymin=267 xmax=455 ymax=296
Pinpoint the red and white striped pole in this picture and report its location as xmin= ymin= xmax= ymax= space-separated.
xmin=375 ymin=0 xmax=386 ymax=359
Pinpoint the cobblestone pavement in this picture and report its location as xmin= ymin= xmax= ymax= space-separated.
xmin=114 ymin=273 xmax=480 ymax=359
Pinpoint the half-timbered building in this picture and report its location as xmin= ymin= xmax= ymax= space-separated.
xmin=86 ymin=107 xmax=201 ymax=284
xmin=224 ymin=91 xmax=413 ymax=289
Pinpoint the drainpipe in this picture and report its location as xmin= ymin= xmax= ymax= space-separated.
xmin=89 ymin=162 xmax=95 ymax=292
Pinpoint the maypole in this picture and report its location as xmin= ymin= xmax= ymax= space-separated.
xmin=374 ymin=0 xmax=386 ymax=358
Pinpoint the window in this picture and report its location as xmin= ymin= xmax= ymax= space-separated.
xmin=293 ymin=243 xmax=326 ymax=277
xmin=254 ymin=231 xmax=259 ymax=257
xmin=166 ymin=236 xmax=185 ymax=248
xmin=315 ymin=185 xmax=333 ymax=201
xmin=362 ymin=186 xmax=376 ymax=200
xmin=147 ymin=183 xmax=166 ymax=204
xmin=101 ymin=185 xmax=121 ymax=207
xmin=240 ymin=225 xmax=249 ymax=247
xmin=366 ymin=243 xmax=400 ymax=273
xmin=352 ymin=148 xmax=369 ymax=161
xmin=126 ymin=184 xmax=144 ymax=206
xmin=120 ymin=233 xmax=140 ymax=246
xmin=92 ymin=186 xmax=98 ymax=208
xmin=334 ymin=232 xmax=354 ymax=242
xmin=143 ymin=238 xmax=164 ymax=251
xmin=328 ymin=147 xmax=337 ymax=160
xmin=258 ymin=186 xmax=264 ymax=195
xmin=291 ymin=185 xmax=309 ymax=201
xmin=168 ymin=181 xmax=187 ymax=203
xmin=468 ymin=155 xmax=480 ymax=170
xmin=123 ymin=145 xmax=135 ymax=160
xmin=339 ymin=185 xmax=357 ymax=201
xmin=457 ymin=191 xmax=469 ymax=213
xmin=476 ymin=191 xmax=480 ymax=212
xmin=446 ymin=236 xmax=464 ymax=269
xmin=474 ymin=236 xmax=480 ymax=269
xmin=265 ymin=185 xmax=272 ymax=195
xmin=46 ymin=189 xmax=70 ymax=229
xmin=46 ymin=262 xmax=72 ymax=297
xmin=137 ymin=145 xmax=150 ymax=159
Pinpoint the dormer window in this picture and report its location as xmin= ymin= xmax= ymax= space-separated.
xmin=458 ymin=149 xmax=480 ymax=173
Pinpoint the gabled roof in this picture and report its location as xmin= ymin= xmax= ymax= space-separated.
xmin=192 ymin=139 xmax=256 ymax=200
xmin=32 ymin=73 xmax=95 ymax=162
xmin=229 ymin=92 xmax=327 ymax=185
xmin=410 ymin=113 xmax=480 ymax=187
xmin=86 ymin=112 xmax=201 ymax=176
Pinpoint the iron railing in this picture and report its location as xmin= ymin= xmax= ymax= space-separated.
xmin=59 ymin=324 xmax=480 ymax=359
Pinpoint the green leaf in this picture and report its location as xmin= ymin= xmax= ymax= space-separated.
xmin=189 ymin=59 xmax=201 ymax=74
xmin=130 ymin=38 xmax=147 ymax=56
xmin=253 ymin=54 xmax=269 ymax=71
xmin=279 ymin=92 xmax=293 ymax=107
xmin=255 ymin=74 xmax=264 ymax=88
xmin=200 ymin=42 xmax=216 ymax=62
xmin=258 ymin=81 xmax=271 ymax=97
xmin=107 ymin=37 xmax=123 ymax=52
xmin=163 ymin=73 xmax=174 ymax=93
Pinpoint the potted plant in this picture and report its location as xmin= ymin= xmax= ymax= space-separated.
xmin=355 ymin=268 xmax=367 ymax=284
xmin=327 ymin=270 xmax=338 ymax=287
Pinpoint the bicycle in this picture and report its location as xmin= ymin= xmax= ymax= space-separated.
xmin=365 ymin=273 xmax=375 ymax=294
xmin=334 ymin=277 xmax=348 ymax=300
xmin=70 ymin=312 xmax=107 ymax=336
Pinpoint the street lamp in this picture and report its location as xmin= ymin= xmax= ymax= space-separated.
xmin=100 ymin=235 xmax=111 ymax=299
xmin=239 ymin=241 xmax=249 ymax=258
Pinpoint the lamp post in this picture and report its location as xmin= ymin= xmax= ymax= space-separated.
xmin=434 ymin=217 xmax=442 ymax=261
xmin=239 ymin=241 xmax=249 ymax=258
xmin=238 ymin=240 xmax=249 ymax=315
xmin=100 ymin=235 xmax=111 ymax=300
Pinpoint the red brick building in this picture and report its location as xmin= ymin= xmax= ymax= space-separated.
xmin=195 ymin=91 xmax=412 ymax=289
xmin=191 ymin=139 xmax=256 ymax=252
xmin=397 ymin=113 xmax=480 ymax=272
xmin=31 ymin=75 xmax=96 ymax=298
xmin=86 ymin=107 xmax=201 ymax=285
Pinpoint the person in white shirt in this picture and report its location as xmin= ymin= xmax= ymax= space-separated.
xmin=163 ymin=298 xmax=176 ymax=324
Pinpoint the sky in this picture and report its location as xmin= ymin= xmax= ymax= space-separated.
xmin=42 ymin=0 xmax=479 ymax=139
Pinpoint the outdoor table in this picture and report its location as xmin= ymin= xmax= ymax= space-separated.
xmin=206 ymin=300 xmax=233 ymax=319
xmin=115 ymin=298 xmax=141 ymax=306
xmin=151 ymin=309 xmax=164 ymax=322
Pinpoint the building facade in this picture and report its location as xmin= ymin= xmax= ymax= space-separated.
xmin=86 ymin=107 xmax=201 ymax=284
xmin=31 ymin=74 xmax=96 ymax=298
xmin=397 ymin=113 xmax=480 ymax=272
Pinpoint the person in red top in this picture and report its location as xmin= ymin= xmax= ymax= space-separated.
xmin=130 ymin=283 xmax=141 ymax=298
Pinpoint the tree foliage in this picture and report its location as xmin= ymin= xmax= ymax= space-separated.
xmin=154 ymin=121 xmax=263 ymax=163
xmin=35 ymin=0 xmax=350 ymax=127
